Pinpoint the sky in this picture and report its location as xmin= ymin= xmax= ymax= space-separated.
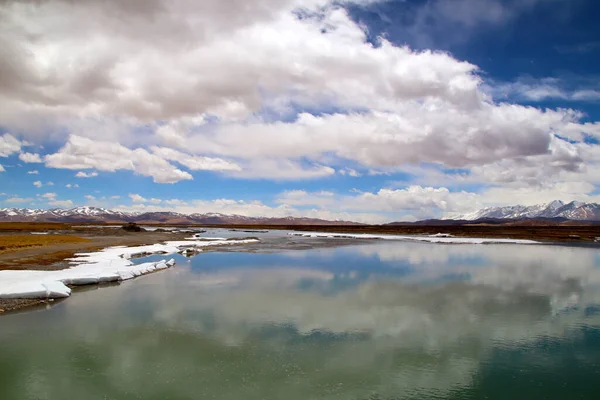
xmin=0 ymin=0 xmax=599 ymax=223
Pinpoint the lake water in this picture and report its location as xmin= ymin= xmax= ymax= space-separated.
xmin=1 ymin=234 xmax=600 ymax=399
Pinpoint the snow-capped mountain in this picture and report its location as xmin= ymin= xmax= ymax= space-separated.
xmin=452 ymin=200 xmax=600 ymax=221
xmin=0 ymin=207 xmax=358 ymax=225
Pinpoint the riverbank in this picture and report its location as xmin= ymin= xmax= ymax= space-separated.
xmin=0 ymin=234 xmax=258 ymax=313
xmin=0 ymin=227 xmax=198 ymax=313
xmin=0 ymin=229 xmax=193 ymax=271
xmin=2 ymin=222 xmax=598 ymax=313
xmin=215 ymin=224 xmax=600 ymax=243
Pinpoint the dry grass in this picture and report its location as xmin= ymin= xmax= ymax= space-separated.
xmin=0 ymin=248 xmax=106 ymax=271
xmin=0 ymin=235 xmax=90 ymax=254
xmin=0 ymin=222 xmax=72 ymax=232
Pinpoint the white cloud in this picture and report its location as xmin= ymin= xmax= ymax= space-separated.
xmin=65 ymin=183 xmax=79 ymax=188
xmin=129 ymin=193 xmax=162 ymax=204
xmin=0 ymin=0 xmax=598 ymax=211
xmin=45 ymin=136 xmax=192 ymax=184
xmin=84 ymin=194 xmax=96 ymax=200
xmin=164 ymin=199 xmax=188 ymax=206
xmin=491 ymin=77 xmax=600 ymax=103
xmin=277 ymin=186 xmax=481 ymax=220
xmin=572 ymin=90 xmax=600 ymax=101
xmin=115 ymin=185 xmax=481 ymax=223
xmin=18 ymin=152 xmax=42 ymax=163
xmin=129 ymin=194 xmax=145 ymax=203
xmin=0 ymin=133 xmax=23 ymax=157
xmin=27 ymin=170 xmax=39 ymax=174
xmin=49 ymin=199 xmax=74 ymax=208
xmin=39 ymin=192 xmax=73 ymax=208
xmin=189 ymin=106 xmax=582 ymax=170
xmin=116 ymin=197 xmax=387 ymax=224
xmin=75 ymin=171 xmax=99 ymax=178
xmin=0 ymin=1 xmax=483 ymax=128
xmin=0 ymin=164 xmax=4 ymax=172
xmin=41 ymin=192 xmax=57 ymax=201
xmin=110 ymin=195 xmax=121 ymax=200
xmin=338 ymin=168 xmax=361 ymax=177
xmin=33 ymin=180 xmax=53 ymax=188
xmin=151 ymin=146 xmax=241 ymax=172
xmin=477 ymin=182 xmax=600 ymax=207
xmin=4 ymin=196 xmax=34 ymax=204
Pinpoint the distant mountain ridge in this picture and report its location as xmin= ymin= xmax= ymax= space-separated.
xmin=3 ymin=201 xmax=600 ymax=225
xmin=451 ymin=200 xmax=600 ymax=221
xmin=0 ymin=206 xmax=360 ymax=225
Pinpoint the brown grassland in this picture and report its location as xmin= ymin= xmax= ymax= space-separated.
xmin=0 ymin=235 xmax=90 ymax=254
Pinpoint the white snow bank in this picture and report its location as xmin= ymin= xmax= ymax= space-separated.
xmin=288 ymin=232 xmax=539 ymax=244
xmin=0 ymin=238 xmax=259 ymax=299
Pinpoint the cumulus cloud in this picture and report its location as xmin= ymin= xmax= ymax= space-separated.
xmin=65 ymin=183 xmax=79 ymax=188
xmin=27 ymin=170 xmax=39 ymax=174
xmin=129 ymin=193 xmax=162 ymax=204
xmin=277 ymin=186 xmax=481 ymax=220
xmin=114 ymin=185 xmax=483 ymax=223
xmin=0 ymin=133 xmax=23 ymax=157
xmin=33 ymin=180 xmax=53 ymax=188
xmin=45 ymin=135 xmax=192 ymax=184
xmin=84 ymin=194 xmax=96 ymax=200
xmin=75 ymin=171 xmax=99 ymax=178
xmin=0 ymin=0 xmax=598 ymax=214
xmin=338 ymin=168 xmax=361 ymax=177
xmin=150 ymin=146 xmax=241 ymax=172
xmin=18 ymin=152 xmax=42 ymax=163
xmin=41 ymin=192 xmax=56 ymax=199
xmin=230 ymin=159 xmax=336 ymax=180
xmin=115 ymin=196 xmax=387 ymax=223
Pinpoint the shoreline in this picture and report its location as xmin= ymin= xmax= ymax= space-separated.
xmin=222 ymin=224 xmax=600 ymax=243
xmin=0 ymin=235 xmax=259 ymax=314
xmin=2 ymin=223 xmax=599 ymax=314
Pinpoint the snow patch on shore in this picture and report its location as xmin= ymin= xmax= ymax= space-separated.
xmin=288 ymin=232 xmax=539 ymax=244
xmin=0 ymin=238 xmax=259 ymax=299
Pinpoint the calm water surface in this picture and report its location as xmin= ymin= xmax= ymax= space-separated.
xmin=1 ymin=237 xmax=600 ymax=400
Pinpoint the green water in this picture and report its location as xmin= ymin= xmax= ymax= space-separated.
xmin=1 ymin=239 xmax=599 ymax=399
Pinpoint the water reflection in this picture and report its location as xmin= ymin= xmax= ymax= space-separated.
xmin=1 ymin=241 xmax=599 ymax=399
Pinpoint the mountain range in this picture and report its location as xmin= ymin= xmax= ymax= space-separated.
xmin=451 ymin=200 xmax=600 ymax=221
xmin=1 ymin=200 xmax=599 ymax=225
xmin=0 ymin=206 xmax=359 ymax=225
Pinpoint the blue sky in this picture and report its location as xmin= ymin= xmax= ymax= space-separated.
xmin=1 ymin=0 xmax=599 ymax=222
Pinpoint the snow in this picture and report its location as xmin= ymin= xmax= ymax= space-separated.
xmin=288 ymin=232 xmax=539 ymax=244
xmin=452 ymin=200 xmax=599 ymax=221
xmin=0 ymin=237 xmax=259 ymax=299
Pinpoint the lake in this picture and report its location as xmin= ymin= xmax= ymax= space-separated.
xmin=1 ymin=233 xmax=599 ymax=399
